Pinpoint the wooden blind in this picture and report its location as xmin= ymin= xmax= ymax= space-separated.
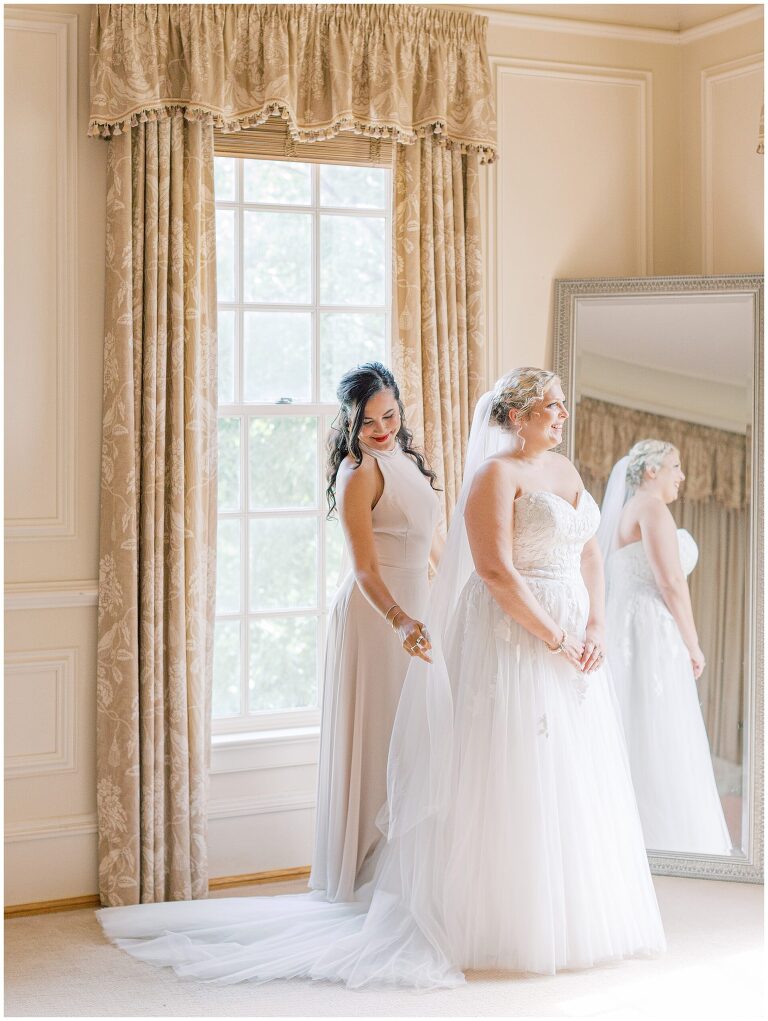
xmin=214 ymin=117 xmax=393 ymax=167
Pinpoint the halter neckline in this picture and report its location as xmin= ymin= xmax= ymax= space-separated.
xmin=359 ymin=439 xmax=400 ymax=459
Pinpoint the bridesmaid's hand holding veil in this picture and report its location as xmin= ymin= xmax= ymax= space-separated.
xmin=394 ymin=612 xmax=433 ymax=663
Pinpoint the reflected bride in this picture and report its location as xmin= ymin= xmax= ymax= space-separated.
xmin=97 ymin=370 xmax=666 ymax=989
xmin=597 ymin=440 xmax=733 ymax=855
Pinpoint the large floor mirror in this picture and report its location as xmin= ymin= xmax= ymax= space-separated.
xmin=554 ymin=275 xmax=763 ymax=882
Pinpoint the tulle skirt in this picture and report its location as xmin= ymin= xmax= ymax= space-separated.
xmin=431 ymin=571 xmax=666 ymax=973
xmin=97 ymin=571 xmax=665 ymax=989
xmin=606 ymin=583 xmax=733 ymax=855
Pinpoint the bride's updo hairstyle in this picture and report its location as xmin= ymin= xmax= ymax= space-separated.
xmin=326 ymin=361 xmax=438 ymax=517
xmin=490 ymin=367 xmax=558 ymax=443
xmin=626 ymin=438 xmax=677 ymax=495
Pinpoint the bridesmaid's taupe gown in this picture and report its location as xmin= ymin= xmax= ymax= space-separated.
xmin=309 ymin=439 xmax=440 ymax=902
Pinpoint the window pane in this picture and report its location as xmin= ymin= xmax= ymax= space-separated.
xmin=218 ymin=417 xmax=241 ymax=511
xmin=214 ymin=157 xmax=236 ymax=201
xmin=249 ymin=616 xmax=317 ymax=711
xmin=217 ymin=310 xmax=235 ymax=405
xmin=248 ymin=416 xmax=317 ymax=509
xmin=320 ymin=215 xmax=385 ymax=306
xmin=216 ymin=518 xmax=241 ymax=614
xmin=216 ymin=208 xmax=235 ymax=302
xmin=319 ymin=313 xmax=386 ymax=403
xmin=244 ymin=211 xmax=311 ymax=304
xmin=244 ymin=159 xmax=311 ymax=206
xmin=325 ymin=514 xmax=347 ymax=603
xmin=244 ymin=312 xmax=311 ymax=403
xmin=320 ymin=165 xmax=388 ymax=209
xmin=250 ymin=517 xmax=317 ymax=611
xmin=213 ymin=620 xmax=241 ymax=717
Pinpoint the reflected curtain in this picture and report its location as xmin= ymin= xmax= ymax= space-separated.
xmin=577 ymin=397 xmax=747 ymax=765
xmin=392 ymin=139 xmax=485 ymax=526
xmin=97 ymin=117 xmax=218 ymax=906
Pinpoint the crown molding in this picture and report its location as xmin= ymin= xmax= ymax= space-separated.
xmin=476 ymin=5 xmax=763 ymax=48
xmin=680 ymin=6 xmax=763 ymax=43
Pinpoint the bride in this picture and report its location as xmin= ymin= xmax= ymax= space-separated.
xmin=597 ymin=440 xmax=733 ymax=855
xmin=97 ymin=368 xmax=665 ymax=989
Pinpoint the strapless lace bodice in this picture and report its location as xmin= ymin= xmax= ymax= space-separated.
xmin=610 ymin=529 xmax=698 ymax=588
xmin=513 ymin=489 xmax=600 ymax=580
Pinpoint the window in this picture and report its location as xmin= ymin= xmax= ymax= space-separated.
xmin=213 ymin=155 xmax=392 ymax=733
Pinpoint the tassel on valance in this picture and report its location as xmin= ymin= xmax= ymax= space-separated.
xmin=88 ymin=4 xmax=497 ymax=162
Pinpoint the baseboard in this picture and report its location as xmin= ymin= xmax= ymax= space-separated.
xmin=5 ymin=894 xmax=101 ymax=919
xmin=208 ymin=865 xmax=311 ymax=890
xmin=4 ymin=866 xmax=312 ymax=919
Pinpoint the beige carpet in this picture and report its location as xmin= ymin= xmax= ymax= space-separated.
xmin=4 ymin=876 xmax=764 ymax=1018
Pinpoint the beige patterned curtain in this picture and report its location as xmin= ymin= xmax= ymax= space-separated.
xmin=576 ymin=397 xmax=748 ymax=764
xmin=392 ymin=139 xmax=486 ymax=526
xmin=97 ymin=118 xmax=217 ymax=906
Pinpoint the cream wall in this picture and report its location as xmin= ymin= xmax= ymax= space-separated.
xmin=680 ymin=20 xmax=764 ymax=273
xmin=4 ymin=4 xmax=764 ymax=905
xmin=483 ymin=7 xmax=764 ymax=378
xmin=5 ymin=4 xmax=105 ymax=904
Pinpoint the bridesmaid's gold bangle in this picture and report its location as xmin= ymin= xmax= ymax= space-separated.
xmin=384 ymin=603 xmax=401 ymax=626
xmin=389 ymin=609 xmax=405 ymax=631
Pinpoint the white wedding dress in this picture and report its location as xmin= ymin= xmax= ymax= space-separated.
xmin=97 ymin=483 xmax=666 ymax=989
xmin=606 ymin=529 xmax=733 ymax=854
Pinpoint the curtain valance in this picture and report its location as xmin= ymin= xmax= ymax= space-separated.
xmin=576 ymin=397 xmax=748 ymax=510
xmin=88 ymin=4 xmax=497 ymax=161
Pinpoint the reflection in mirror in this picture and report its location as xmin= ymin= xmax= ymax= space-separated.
xmin=556 ymin=280 xmax=762 ymax=879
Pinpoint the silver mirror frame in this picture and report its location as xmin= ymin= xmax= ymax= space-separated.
xmin=554 ymin=274 xmax=763 ymax=884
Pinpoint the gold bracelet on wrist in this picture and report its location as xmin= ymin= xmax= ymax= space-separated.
xmin=384 ymin=603 xmax=400 ymax=625
xmin=390 ymin=609 xmax=405 ymax=631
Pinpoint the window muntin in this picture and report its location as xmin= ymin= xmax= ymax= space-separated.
xmin=213 ymin=156 xmax=391 ymax=732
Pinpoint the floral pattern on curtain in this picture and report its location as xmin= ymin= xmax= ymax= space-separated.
xmin=97 ymin=117 xmax=217 ymax=905
xmin=392 ymin=138 xmax=486 ymax=527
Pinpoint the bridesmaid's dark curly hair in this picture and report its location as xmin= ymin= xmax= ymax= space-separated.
xmin=326 ymin=362 xmax=439 ymax=517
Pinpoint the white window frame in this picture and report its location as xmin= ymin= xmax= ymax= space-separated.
xmin=213 ymin=155 xmax=393 ymax=739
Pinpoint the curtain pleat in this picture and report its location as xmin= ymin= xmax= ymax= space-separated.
xmin=97 ymin=116 xmax=217 ymax=906
xmin=392 ymin=138 xmax=485 ymax=527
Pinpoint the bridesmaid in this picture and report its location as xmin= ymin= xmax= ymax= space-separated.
xmin=310 ymin=362 xmax=442 ymax=901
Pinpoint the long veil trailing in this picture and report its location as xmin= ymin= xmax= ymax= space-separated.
xmin=381 ymin=388 xmax=510 ymax=837
xmin=594 ymin=455 xmax=630 ymax=577
xmin=97 ymin=387 xmax=509 ymax=990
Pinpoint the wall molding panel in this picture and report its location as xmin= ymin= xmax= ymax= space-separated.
xmin=4 ymin=11 xmax=78 ymax=541
xmin=4 ymin=811 xmax=97 ymax=844
xmin=5 ymin=580 xmax=99 ymax=611
xmin=701 ymin=54 xmax=764 ymax=273
xmin=4 ymin=648 xmax=77 ymax=778
xmin=486 ymin=57 xmax=653 ymax=374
